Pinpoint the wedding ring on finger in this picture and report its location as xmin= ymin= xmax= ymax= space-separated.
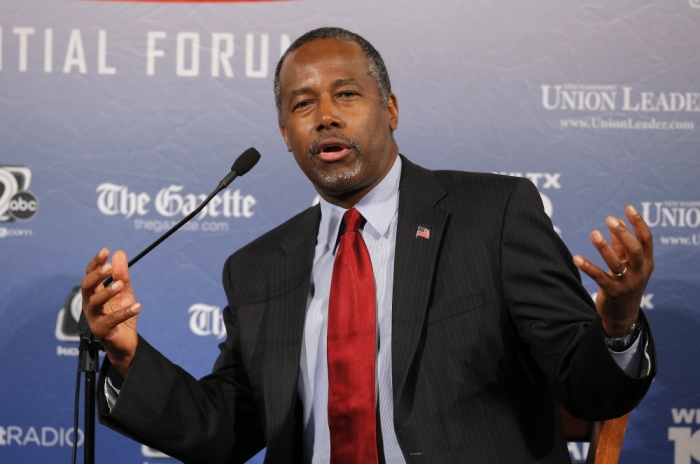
xmin=613 ymin=266 xmax=627 ymax=278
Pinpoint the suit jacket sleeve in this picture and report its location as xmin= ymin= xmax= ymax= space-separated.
xmin=96 ymin=253 xmax=265 ymax=464
xmin=500 ymin=177 xmax=656 ymax=420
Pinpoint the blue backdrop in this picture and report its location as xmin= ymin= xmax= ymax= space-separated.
xmin=1 ymin=0 xmax=699 ymax=462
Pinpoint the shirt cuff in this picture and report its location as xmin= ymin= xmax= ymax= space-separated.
xmin=607 ymin=327 xmax=644 ymax=377
xmin=103 ymin=366 xmax=124 ymax=412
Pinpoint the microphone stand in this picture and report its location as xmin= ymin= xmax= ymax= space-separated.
xmin=76 ymin=331 xmax=102 ymax=464
xmin=72 ymin=148 xmax=261 ymax=464
xmin=73 ymin=186 xmax=225 ymax=464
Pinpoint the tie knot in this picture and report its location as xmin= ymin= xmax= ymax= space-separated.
xmin=342 ymin=208 xmax=363 ymax=232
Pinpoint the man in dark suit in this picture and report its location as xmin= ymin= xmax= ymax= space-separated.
xmin=82 ymin=27 xmax=656 ymax=463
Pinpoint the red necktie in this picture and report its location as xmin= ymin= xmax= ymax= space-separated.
xmin=327 ymin=208 xmax=378 ymax=464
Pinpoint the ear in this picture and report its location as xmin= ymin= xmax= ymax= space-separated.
xmin=278 ymin=121 xmax=292 ymax=152
xmin=387 ymin=92 xmax=399 ymax=131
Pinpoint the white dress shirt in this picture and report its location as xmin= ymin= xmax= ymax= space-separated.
xmin=298 ymin=157 xmax=406 ymax=464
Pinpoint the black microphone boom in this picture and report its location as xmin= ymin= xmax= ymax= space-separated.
xmin=98 ymin=147 xmax=261 ymax=289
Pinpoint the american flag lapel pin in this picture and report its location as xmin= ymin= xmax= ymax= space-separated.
xmin=416 ymin=225 xmax=431 ymax=240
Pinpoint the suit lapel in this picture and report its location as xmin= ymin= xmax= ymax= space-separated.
xmin=261 ymin=205 xmax=319 ymax=459
xmin=392 ymin=157 xmax=449 ymax=409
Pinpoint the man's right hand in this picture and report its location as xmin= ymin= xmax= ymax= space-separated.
xmin=82 ymin=248 xmax=141 ymax=378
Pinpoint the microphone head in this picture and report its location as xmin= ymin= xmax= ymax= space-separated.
xmin=231 ymin=148 xmax=261 ymax=176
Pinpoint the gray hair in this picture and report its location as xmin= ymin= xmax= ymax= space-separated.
xmin=273 ymin=27 xmax=392 ymax=122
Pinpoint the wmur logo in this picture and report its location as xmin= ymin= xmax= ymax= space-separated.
xmin=54 ymin=286 xmax=81 ymax=357
xmin=188 ymin=304 xmax=226 ymax=339
xmin=0 ymin=425 xmax=83 ymax=447
xmin=668 ymin=408 xmax=700 ymax=464
xmin=0 ymin=166 xmax=39 ymax=222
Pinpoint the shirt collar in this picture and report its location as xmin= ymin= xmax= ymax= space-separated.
xmin=317 ymin=156 xmax=402 ymax=253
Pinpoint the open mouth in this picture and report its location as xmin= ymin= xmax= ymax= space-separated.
xmin=308 ymin=132 xmax=360 ymax=165
xmin=315 ymin=141 xmax=352 ymax=162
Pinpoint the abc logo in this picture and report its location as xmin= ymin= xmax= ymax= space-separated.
xmin=8 ymin=191 xmax=39 ymax=220
xmin=0 ymin=166 xmax=38 ymax=222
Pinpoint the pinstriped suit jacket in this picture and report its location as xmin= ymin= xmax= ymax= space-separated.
xmin=98 ymin=156 xmax=656 ymax=463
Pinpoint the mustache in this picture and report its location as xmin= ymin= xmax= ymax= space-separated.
xmin=307 ymin=132 xmax=361 ymax=159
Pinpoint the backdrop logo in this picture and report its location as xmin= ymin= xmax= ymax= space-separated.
xmin=141 ymin=445 xmax=171 ymax=458
xmin=0 ymin=166 xmax=38 ymax=222
xmin=493 ymin=172 xmax=562 ymax=234
xmin=0 ymin=425 xmax=83 ymax=447
xmin=668 ymin=408 xmax=700 ymax=464
xmin=188 ymin=303 xmax=226 ymax=339
xmin=590 ymin=291 xmax=654 ymax=310
xmin=56 ymin=286 xmax=82 ymax=344
xmin=641 ymin=201 xmax=700 ymax=247
xmin=2 ymin=27 xmax=289 ymax=79
xmin=96 ymin=183 xmax=256 ymax=233
xmin=0 ymin=227 xmax=32 ymax=238
xmin=567 ymin=442 xmax=590 ymax=462
xmin=541 ymin=85 xmax=700 ymax=112
xmin=691 ymin=0 xmax=700 ymax=9
xmin=541 ymin=85 xmax=698 ymax=131
xmin=641 ymin=201 xmax=700 ymax=228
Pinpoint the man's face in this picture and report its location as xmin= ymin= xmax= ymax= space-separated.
xmin=278 ymin=38 xmax=399 ymax=207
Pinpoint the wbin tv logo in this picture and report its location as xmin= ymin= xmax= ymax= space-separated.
xmin=0 ymin=166 xmax=39 ymax=222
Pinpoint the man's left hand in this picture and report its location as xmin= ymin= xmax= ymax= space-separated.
xmin=573 ymin=205 xmax=654 ymax=337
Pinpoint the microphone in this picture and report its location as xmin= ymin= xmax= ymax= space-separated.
xmin=86 ymin=147 xmax=261 ymax=315
xmin=219 ymin=147 xmax=261 ymax=187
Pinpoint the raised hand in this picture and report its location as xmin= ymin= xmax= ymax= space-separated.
xmin=573 ymin=205 xmax=654 ymax=337
xmin=81 ymin=248 xmax=141 ymax=377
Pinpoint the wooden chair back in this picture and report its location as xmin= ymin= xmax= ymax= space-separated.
xmin=561 ymin=407 xmax=630 ymax=464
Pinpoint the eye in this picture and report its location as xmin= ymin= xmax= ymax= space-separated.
xmin=338 ymin=90 xmax=359 ymax=98
xmin=293 ymin=100 xmax=313 ymax=111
